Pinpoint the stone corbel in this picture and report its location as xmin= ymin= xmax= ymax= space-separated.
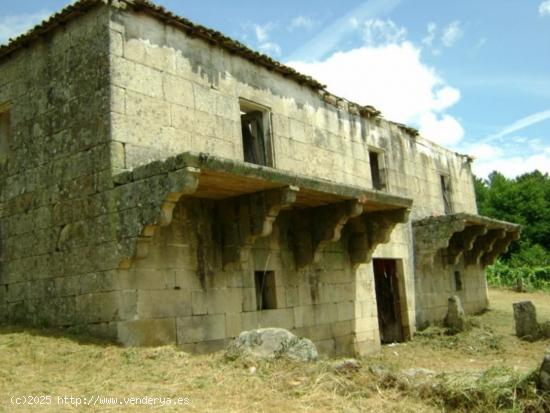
xmin=445 ymin=225 xmax=488 ymax=265
xmin=119 ymin=166 xmax=200 ymax=269
xmin=481 ymin=230 xmax=520 ymax=266
xmin=414 ymin=218 xmax=466 ymax=267
xmin=294 ymin=200 xmax=364 ymax=268
xmin=219 ymin=186 xmax=298 ymax=268
xmin=348 ymin=208 xmax=410 ymax=265
xmin=464 ymin=228 xmax=506 ymax=266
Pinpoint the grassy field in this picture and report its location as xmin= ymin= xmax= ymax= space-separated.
xmin=0 ymin=288 xmax=549 ymax=412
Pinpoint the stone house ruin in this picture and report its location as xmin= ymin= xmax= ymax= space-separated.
xmin=0 ymin=0 xmax=520 ymax=355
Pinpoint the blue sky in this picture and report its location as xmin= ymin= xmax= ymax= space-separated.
xmin=1 ymin=0 xmax=549 ymax=178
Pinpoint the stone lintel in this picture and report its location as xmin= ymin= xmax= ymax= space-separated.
xmin=294 ymin=200 xmax=364 ymax=268
xmin=348 ymin=208 xmax=410 ymax=265
xmin=218 ymin=186 xmax=299 ymax=268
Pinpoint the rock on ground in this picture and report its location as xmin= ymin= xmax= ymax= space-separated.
xmin=539 ymin=352 xmax=550 ymax=392
xmin=513 ymin=301 xmax=540 ymax=341
xmin=333 ymin=358 xmax=360 ymax=373
xmin=225 ymin=328 xmax=318 ymax=362
xmin=444 ymin=295 xmax=467 ymax=333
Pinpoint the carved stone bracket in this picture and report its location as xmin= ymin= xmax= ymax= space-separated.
xmin=293 ymin=200 xmax=364 ymax=268
xmin=119 ymin=166 xmax=201 ymax=268
xmin=445 ymin=225 xmax=488 ymax=265
xmin=464 ymin=229 xmax=506 ymax=266
xmin=348 ymin=208 xmax=410 ymax=265
xmin=481 ymin=230 xmax=520 ymax=266
xmin=218 ymin=186 xmax=299 ymax=268
xmin=414 ymin=218 xmax=466 ymax=267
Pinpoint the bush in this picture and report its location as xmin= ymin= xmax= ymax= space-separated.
xmin=487 ymin=260 xmax=550 ymax=292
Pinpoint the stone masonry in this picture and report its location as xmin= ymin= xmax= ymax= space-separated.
xmin=0 ymin=0 xmax=520 ymax=355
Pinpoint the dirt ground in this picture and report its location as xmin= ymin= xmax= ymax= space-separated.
xmin=0 ymin=288 xmax=548 ymax=412
xmin=367 ymin=288 xmax=550 ymax=374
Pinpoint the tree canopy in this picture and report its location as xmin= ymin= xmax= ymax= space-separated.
xmin=474 ymin=170 xmax=550 ymax=265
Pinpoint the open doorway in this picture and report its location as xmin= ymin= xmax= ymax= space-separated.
xmin=373 ymin=259 xmax=404 ymax=343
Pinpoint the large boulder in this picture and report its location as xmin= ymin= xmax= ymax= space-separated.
xmin=513 ymin=301 xmax=540 ymax=341
xmin=538 ymin=351 xmax=550 ymax=392
xmin=444 ymin=295 xmax=467 ymax=333
xmin=225 ymin=328 xmax=318 ymax=362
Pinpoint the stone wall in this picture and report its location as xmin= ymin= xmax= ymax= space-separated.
xmin=0 ymin=6 xmax=118 ymax=327
xmin=108 ymin=9 xmax=477 ymax=220
xmin=113 ymin=198 xmax=388 ymax=355
xmin=0 ymin=1 xmax=482 ymax=352
xmin=415 ymin=254 xmax=488 ymax=327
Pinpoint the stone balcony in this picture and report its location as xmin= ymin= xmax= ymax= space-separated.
xmin=413 ymin=213 xmax=520 ymax=268
xmin=111 ymin=151 xmax=413 ymax=270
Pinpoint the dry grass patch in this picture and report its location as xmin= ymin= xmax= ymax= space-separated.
xmin=0 ymin=288 xmax=549 ymax=412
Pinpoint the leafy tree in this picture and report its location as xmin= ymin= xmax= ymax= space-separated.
xmin=474 ymin=170 xmax=550 ymax=266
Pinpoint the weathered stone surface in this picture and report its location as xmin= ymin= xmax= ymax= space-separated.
xmin=538 ymin=351 xmax=550 ymax=392
xmin=225 ymin=328 xmax=318 ymax=361
xmin=513 ymin=301 xmax=540 ymax=341
xmin=0 ymin=0 xmax=519 ymax=355
xmin=540 ymin=321 xmax=550 ymax=339
xmin=444 ymin=295 xmax=467 ymax=333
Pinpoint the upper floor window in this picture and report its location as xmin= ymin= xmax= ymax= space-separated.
xmin=440 ymin=174 xmax=453 ymax=214
xmin=0 ymin=104 xmax=11 ymax=162
xmin=369 ymin=149 xmax=387 ymax=190
xmin=240 ymin=99 xmax=273 ymax=167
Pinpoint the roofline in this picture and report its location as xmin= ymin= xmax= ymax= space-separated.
xmin=0 ymin=0 xmax=445 ymax=147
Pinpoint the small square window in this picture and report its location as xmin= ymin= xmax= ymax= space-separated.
xmin=255 ymin=270 xmax=277 ymax=310
xmin=454 ymin=270 xmax=463 ymax=291
xmin=240 ymin=100 xmax=273 ymax=167
xmin=369 ymin=150 xmax=386 ymax=190
xmin=0 ymin=104 xmax=11 ymax=162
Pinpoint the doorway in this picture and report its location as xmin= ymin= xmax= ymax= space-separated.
xmin=373 ymin=259 xmax=404 ymax=343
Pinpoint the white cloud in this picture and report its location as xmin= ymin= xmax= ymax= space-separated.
xmin=539 ymin=0 xmax=550 ymax=16
xmin=259 ymin=42 xmax=282 ymax=56
xmin=0 ymin=10 xmax=51 ymax=45
xmin=422 ymin=22 xmax=437 ymax=47
xmin=441 ymin=21 xmax=463 ymax=47
xmin=287 ymin=24 xmax=464 ymax=146
xmin=463 ymin=139 xmax=550 ymax=178
xmin=419 ymin=113 xmax=464 ymax=145
xmin=473 ymin=153 xmax=550 ymax=178
xmin=484 ymin=109 xmax=550 ymax=142
xmin=362 ymin=19 xmax=407 ymax=46
xmin=253 ymin=23 xmax=274 ymax=43
xmin=288 ymin=16 xmax=318 ymax=31
xmin=244 ymin=22 xmax=282 ymax=57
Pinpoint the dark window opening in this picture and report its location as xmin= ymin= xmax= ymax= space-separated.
xmin=255 ymin=271 xmax=277 ymax=310
xmin=440 ymin=175 xmax=453 ymax=214
xmin=240 ymin=101 xmax=273 ymax=167
xmin=369 ymin=150 xmax=385 ymax=190
xmin=0 ymin=105 xmax=11 ymax=161
xmin=454 ymin=270 xmax=463 ymax=291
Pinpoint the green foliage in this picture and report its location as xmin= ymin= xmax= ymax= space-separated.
xmin=487 ymin=260 xmax=550 ymax=292
xmin=475 ymin=171 xmax=550 ymax=253
xmin=475 ymin=170 xmax=550 ymax=290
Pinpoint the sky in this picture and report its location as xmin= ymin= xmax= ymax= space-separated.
xmin=1 ymin=0 xmax=549 ymax=179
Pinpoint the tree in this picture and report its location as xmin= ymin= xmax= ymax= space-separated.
xmin=474 ymin=170 xmax=550 ymax=265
